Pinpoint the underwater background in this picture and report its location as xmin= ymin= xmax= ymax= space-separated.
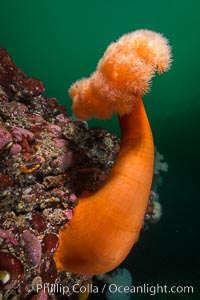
xmin=1 ymin=0 xmax=199 ymax=299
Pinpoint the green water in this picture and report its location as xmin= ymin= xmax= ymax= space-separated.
xmin=1 ymin=1 xmax=200 ymax=299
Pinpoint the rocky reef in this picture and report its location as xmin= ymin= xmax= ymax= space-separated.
xmin=0 ymin=48 xmax=168 ymax=300
xmin=0 ymin=48 xmax=120 ymax=299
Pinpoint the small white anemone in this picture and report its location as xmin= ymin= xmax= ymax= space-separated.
xmin=96 ymin=267 xmax=132 ymax=300
xmin=151 ymin=201 xmax=163 ymax=223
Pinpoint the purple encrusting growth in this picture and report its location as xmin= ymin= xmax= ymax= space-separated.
xmin=0 ymin=125 xmax=12 ymax=152
xmin=0 ymin=48 xmax=120 ymax=299
xmin=0 ymin=228 xmax=18 ymax=245
xmin=22 ymin=230 xmax=42 ymax=267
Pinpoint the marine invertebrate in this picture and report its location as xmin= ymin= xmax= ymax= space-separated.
xmin=143 ymin=148 xmax=169 ymax=230
xmin=96 ymin=268 xmax=132 ymax=300
xmin=54 ymin=30 xmax=172 ymax=274
xmin=0 ymin=271 xmax=10 ymax=284
xmin=144 ymin=191 xmax=162 ymax=230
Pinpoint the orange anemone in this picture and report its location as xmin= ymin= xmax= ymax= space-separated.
xmin=54 ymin=29 xmax=171 ymax=275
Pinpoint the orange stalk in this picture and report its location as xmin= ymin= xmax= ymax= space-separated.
xmin=54 ymin=96 xmax=154 ymax=274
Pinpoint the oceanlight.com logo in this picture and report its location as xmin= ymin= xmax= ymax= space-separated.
xmin=35 ymin=282 xmax=194 ymax=296
xmin=107 ymin=283 xmax=194 ymax=296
